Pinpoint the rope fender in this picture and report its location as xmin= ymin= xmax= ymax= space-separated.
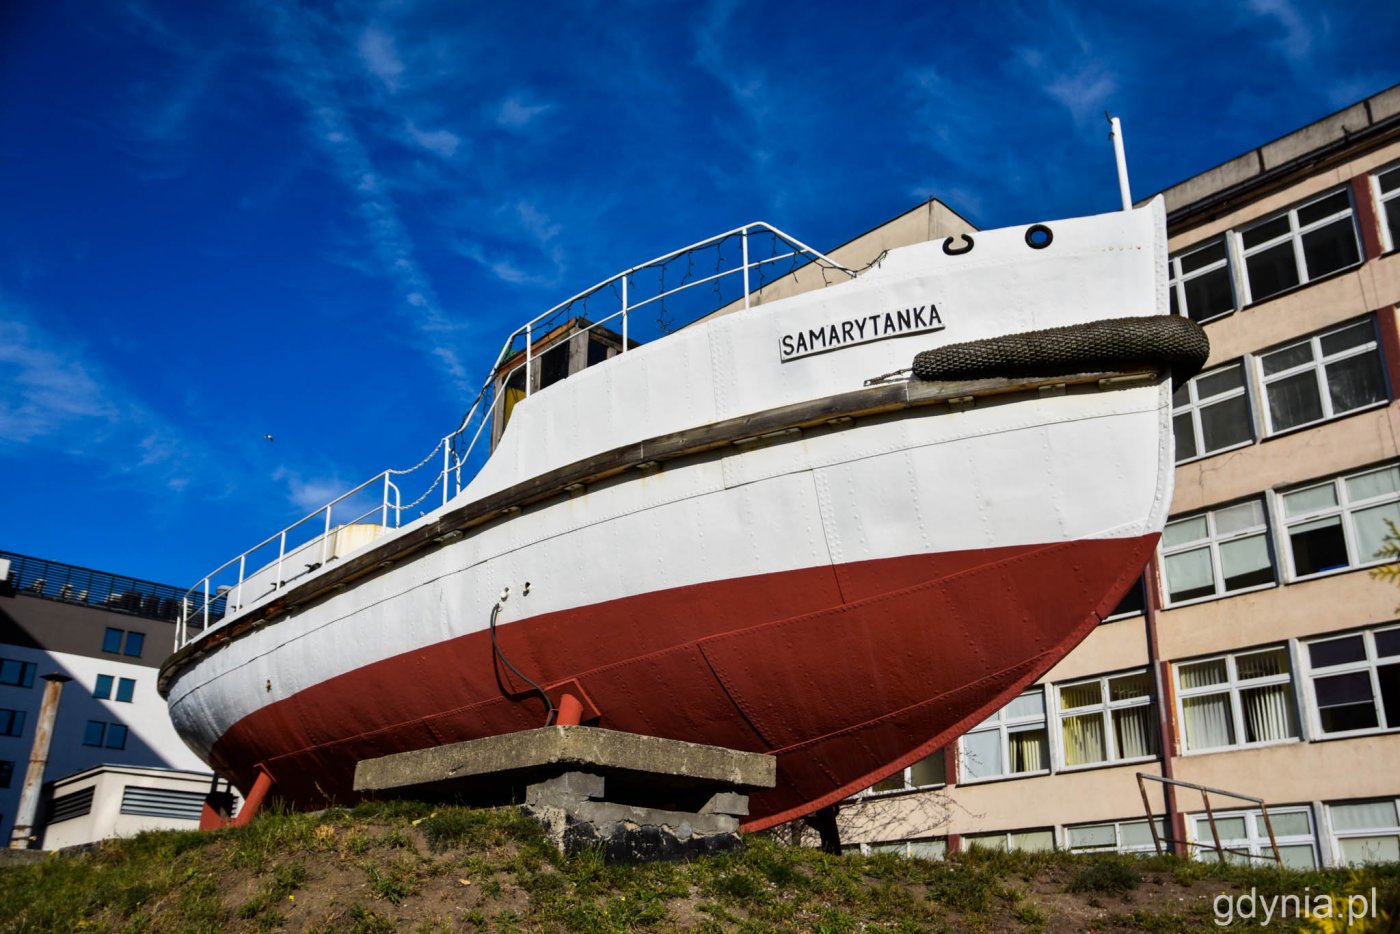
xmin=912 ymin=315 xmax=1210 ymax=387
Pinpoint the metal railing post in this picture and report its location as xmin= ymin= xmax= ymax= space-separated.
xmin=235 ymin=554 xmax=246 ymax=613
xmin=275 ymin=532 xmax=286 ymax=590
xmin=442 ymin=436 xmax=451 ymax=507
xmin=202 ymin=579 xmax=211 ymax=631
xmin=381 ymin=473 xmax=390 ymax=527
xmin=621 ymin=275 xmax=629 ymax=351
xmin=524 ymin=323 xmax=533 ymax=396
xmin=320 ymin=505 xmax=332 ymax=568
xmin=1201 ymin=790 xmax=1226 ymax=864
xmin=742 ymin=227 xmax=751 ymax=309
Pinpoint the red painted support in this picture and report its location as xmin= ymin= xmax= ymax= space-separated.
xmin=231 ymin=767 xmax=274 ymax=828
xmin=556 ymin=693 xmax=584 ymax=726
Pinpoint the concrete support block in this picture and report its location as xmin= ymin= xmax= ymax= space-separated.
xmin=699 ymin=791 xmax=750 ymax=817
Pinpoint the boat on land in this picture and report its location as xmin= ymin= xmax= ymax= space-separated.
xmin=161 ymin=184 xmax=1205 ymax=830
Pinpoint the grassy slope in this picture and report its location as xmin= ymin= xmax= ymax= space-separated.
xmin=1 ymin=801 xmax=1397 ymax=933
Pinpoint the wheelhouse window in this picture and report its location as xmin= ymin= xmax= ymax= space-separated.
xmin=1161 ymin=500 xmax=1274 ymax=604
xmin=867 ymin=749 xmax=945 ymax=794
xmin=1169 ymin=238 xmax=1235 ymax=322
xmin=1258 ymin=319 xmax=1386 ymax=435
xmin=1173 ymin=361 xmax=1253 ymax=462
xmin=1305 ymin=625 xmax=1400 ymax=736
xmin=1175 ymin=647 xmax=1298 ymax=752
xmin=1238 ymin=189 xmax=1361 ymax=303
xmin=1056 ymin=671 xmax=1157 ymax=768
xmin=1375 ymin=164 xmax=1400 ymax=252
xmin=1329 ymin=798 xmax=1400 ymax=866
xmin=959 ymin=690 xmax=1048 ymax=782
xmin=1280 ymin=464 xmax=1400 ymax=578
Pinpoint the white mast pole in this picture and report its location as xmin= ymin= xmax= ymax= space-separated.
xmin=1109 ymin=115 xmax=1132 ymax=211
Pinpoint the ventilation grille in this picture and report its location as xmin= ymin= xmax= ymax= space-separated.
xmin=49 ymin=787 xmax=95 ymax=824
xmin=120 ymin=785 xmax=205 ymax=821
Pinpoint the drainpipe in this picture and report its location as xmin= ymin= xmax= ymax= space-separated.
xmin=8 ymin=673 xmax=71 ymax=849
xmin=1142 ymin=568 xmax=1185 ymax=856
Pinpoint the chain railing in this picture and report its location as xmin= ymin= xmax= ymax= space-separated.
xmin=176 ymin=222 xmax=853 ymax=649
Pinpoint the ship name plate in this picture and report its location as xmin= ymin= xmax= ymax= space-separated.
xmin=779 ymin=304 xmax=944 ymax=362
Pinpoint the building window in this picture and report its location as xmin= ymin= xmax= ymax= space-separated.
xmin=1304 ymin=625 xmax=1400 ymax=736
xmin=1328 ymin=798 xmax=1400 ymax=866
xmin=1056 ymin=671 xmax=1157 ymax=768
xmin=1238 ymin=189 xmax=1360 ymax=303
xmin=859 ymin=838 xmax=947 ymax=859
xmin=1066 ymin=817 xmax=1166 ymax=855
xmin=1173 ymin=362 xmax=1253 ymax=462
xmin=1105 ymin=575 xmax=1145 ymax=620
xmin=1161 ymin=500 xmax=1274 ymax=604
xmin=0 ymin=709 xmax=24 ymax=738
xmin=868 ymin=749 xmax=945 ymax=794
xmin=1258 ymin=319 xmax=1386 ymax=435
xmin=1169 ymin=238 xmax=1235 ymax=322
xmin=1281 ymin=464 xmax=1400 ymax=579
xmin=1192 ymin=807 xmax=1317 ymax=869
xmin=0 ymin=658 xmax=36 ymax=689
xmin=82 ymin=720 xmax=129 ymax=750
xmin=1374 ymin=165 xmax=1400 ymax=252
xmin=102 ymin=628 xmax=145 ymax=658
xmin=959 ymin=690 xmax=1049 ymax=782
xmin=1175 ymin=647 xmax=1298 ymax=752
xmin=93 ymin=675 xmax=136 ymax=703
xmin=964 ymin=828 xmax=1056 ymax=852
xmin=0 ymin=760 xmax=13 ymax=789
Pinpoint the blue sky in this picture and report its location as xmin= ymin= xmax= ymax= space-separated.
xmin=2 ymin=0 xmax=1397 ymax=590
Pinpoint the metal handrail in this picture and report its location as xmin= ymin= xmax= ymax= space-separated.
xmin=1135 ymin=772 xmax=1282 ymax=865
xmin=176 ymin=222 xmax=853 ymax=649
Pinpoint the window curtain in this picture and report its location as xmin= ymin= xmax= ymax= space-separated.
xmin=1182 ymin=694 xmax=1234 ymax=750
xmin=1113 ymin=706 xmax=1158 ymax=759
xmin=1061 ymin=713 xmax=1106 ymax=765
xmin=1241 ymin=684 xmax=1298 ymax=743
xmin=1008 ymin=729 xmax=1046 ymax=772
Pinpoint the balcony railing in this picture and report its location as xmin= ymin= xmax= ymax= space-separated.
xmin=0 ymin=550 xmax=200 ymax=624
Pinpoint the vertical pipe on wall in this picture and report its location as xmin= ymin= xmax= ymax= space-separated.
xmin=8 ymin=673 xmax=71 ymax=849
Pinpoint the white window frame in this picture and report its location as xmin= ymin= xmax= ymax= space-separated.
xmin=1256 ymin=318 xmax=1387 ymax=437
xmin=1235 ymin=187 xmax=1361 ymax=305
xmin=1190 ymin=806 xmax=1318 ymax=868
xmin=963 ymin=828 xmax=1056 ymax=853
xmin=1065 ymin=817 xmax=1167 ymax=855
xmin=1168 ymin=237 xmax=1236 ymax=323
xmin=1173 ymin=361 xmax=1255 ymax=464
xmin=862 ymin=748 xmax=947 ymax=796
xmin=1173 ymin=646 xmax=1299 ymax=753
xmin=1372 ymin=163 xmax=1400 ymax=253
xmin=1327 ymin=797 xmax=1400 ymax=866
xmin=1301 ymin=624 xmax=1400 ymax=739
xmin=1277 ymin=464 xmax=1400 ymax=581
xmin=1054 ymin=670 xmax=1158 ymax=771
xmin=857 ymin=837 xmax=947 ymax=859
xmin=957 ymin=689 xmax=1050 ymax=784
xmin=1160 ymin=500 xmax=1276 ymax=607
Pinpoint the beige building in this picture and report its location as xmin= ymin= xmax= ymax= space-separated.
xmin=837 ymin=84 xmax=1400 ymax=869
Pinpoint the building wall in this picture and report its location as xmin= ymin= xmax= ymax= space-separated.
xmin=0 ymin=588 xmax=209 ymax=845
xmin=837 ymin=84 xmax=1400 ymax=868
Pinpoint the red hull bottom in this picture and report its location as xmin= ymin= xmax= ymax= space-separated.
xmin=208 ymin=534 xmax=1156 ymax=830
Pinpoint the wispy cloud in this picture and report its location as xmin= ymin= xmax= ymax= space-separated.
xmin=1247 ymin=0 xmax=1318 ymax=64
xmin=494 ymin=93 xmax=554 ymax=130
xmin=0 ymin=295 xmax=213 ymax=493
xmin=404 ymin=120 xmax=461 ymax=158
xmin=259 ymin=4 xmax=472 ymax=392
xmin=357 ymin=24 xmax=405 ymax=92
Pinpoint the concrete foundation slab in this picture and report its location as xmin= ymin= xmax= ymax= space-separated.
xmin=353 ymin=727 xmax=776 ymax=861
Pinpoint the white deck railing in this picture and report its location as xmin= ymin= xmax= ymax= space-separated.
xmin=177 ymin=223 xmax=853 ymax=648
